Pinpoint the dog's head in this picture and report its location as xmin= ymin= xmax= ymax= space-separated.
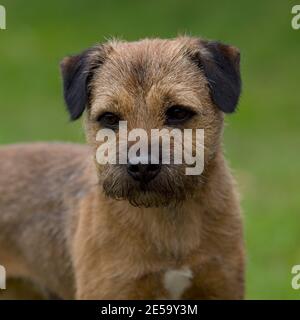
xmin=60 ymin=37 xmax=241 ymax=207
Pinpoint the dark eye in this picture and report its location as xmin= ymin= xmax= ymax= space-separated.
xmin=165 ymin=106 xmax=196 ymax=125
xmin=97 ymin=112 xmax=121 ymax=129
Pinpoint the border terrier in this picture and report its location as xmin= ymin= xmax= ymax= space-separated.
xmin=0 ymin=36 xmax=245 ymax=299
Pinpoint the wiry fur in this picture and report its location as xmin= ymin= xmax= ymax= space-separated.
xmin=0 ymin=36 xmax=244 ymax=299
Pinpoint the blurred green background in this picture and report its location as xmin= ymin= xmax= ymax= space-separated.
xmin=0 ymin=0 xmax=299 ymax=299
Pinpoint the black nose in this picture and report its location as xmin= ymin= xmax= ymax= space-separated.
xmin=127 ymin=163 xmax=161 ymax=183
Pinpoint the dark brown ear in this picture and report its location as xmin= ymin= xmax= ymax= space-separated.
xmin=60 ymin=46 xmax=106 ymax=120
xmin=193 ymin=40 xmax=241 ymax=113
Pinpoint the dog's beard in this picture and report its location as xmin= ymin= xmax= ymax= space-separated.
xmin=100 ymin=165 xmax=199 ymax=208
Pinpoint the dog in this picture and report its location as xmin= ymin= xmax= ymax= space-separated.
xmin=0 ymin=36 xmax=245 ymax=299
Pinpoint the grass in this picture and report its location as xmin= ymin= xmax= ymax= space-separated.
xmin=0 ymin=0 xmax=299 ymax=299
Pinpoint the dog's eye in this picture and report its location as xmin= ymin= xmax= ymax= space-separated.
xmin=97 ymin=112 xmax=120 ymax=129
xmin=165 ymin=106 xmax=196 ymax=125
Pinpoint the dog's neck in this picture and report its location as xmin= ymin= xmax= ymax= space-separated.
xmin=96 ymin=150 xmax=236 ymax=258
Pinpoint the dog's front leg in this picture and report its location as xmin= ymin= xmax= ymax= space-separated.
xmin=73 ymin=241 xmax=166 ymax=299
xmin=72 ymin=207 xmax=165 ymax=299
xmin=75 ymin=271 xmax=167 ymax=300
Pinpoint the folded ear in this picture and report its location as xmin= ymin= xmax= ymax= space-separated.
xmin=193 ymin=40 xmax=241 ymax=113
xmin=60 ymin=46 xmax=107 ymax=120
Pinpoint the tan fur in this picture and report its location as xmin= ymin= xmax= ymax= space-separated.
xmin=0 ymin=37 xmax=244 ymax=299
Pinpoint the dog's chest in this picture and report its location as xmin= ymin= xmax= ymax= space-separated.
xmin=163 ymin=267 xmax=193 ymax=299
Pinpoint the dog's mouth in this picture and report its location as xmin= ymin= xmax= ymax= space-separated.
xmin=103 ymin=185 xmax=186 ymax=208
xmin=100 ymin=165 xmax=198 ymax=208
